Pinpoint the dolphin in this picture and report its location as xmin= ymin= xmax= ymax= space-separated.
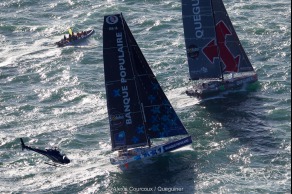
xmin=20 ymin=138 xmax=70 ymax=165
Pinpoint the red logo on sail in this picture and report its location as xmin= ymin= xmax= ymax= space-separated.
xmin=203 ymin=21 xmax=240 ymax=72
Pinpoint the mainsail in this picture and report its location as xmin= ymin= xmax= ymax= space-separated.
xmin=181 ymin=0 xmax=255 ymax=80
xmin=103 ymin=13 xmax=189 ymax=151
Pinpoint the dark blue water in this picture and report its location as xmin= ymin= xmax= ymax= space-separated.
xmin=0 ymin=0 xmax=290 ymax=193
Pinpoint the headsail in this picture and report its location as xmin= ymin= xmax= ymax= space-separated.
xmin=181 ymin=0 xmax=255 ymax=80
xmin=103 ymin=13 xmax=189 ymax=151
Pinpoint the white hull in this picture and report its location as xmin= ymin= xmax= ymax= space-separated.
xmin=110 ymin=136 xmax=192 ymax=167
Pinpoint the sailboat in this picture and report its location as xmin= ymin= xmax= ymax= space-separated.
xmin=181 ymin=0 xmax=258 ymax=99
xmin=103 ymin=13 xmax=192 ymax=167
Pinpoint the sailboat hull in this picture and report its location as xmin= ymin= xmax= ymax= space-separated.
xmin=186 ymin=74 xmax=258 ymax=99
xmin=110 ymin=136 xmax=192 ymax=167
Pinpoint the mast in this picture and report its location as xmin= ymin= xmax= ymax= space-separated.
xmin=210 ymin=0 xmax=224 ymax=81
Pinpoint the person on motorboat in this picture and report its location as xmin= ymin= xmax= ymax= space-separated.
xmin=68 ymin=34 xmax=72 ymax=42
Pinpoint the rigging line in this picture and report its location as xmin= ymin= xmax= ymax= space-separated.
xmin=211 ymin=0 xmax=224 ymax=80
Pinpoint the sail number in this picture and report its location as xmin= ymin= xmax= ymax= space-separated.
xmin=108 ymin=27 xmax=118 ymax=31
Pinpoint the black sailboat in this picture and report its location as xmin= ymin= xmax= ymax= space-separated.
xmin=182 ymin=0 xmax=258 ymax=99
xmin=103 ymin=13 xmax=192 ymax=167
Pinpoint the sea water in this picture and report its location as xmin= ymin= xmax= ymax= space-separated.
xmin=0 ymin=0 xmax=290 ymax=193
